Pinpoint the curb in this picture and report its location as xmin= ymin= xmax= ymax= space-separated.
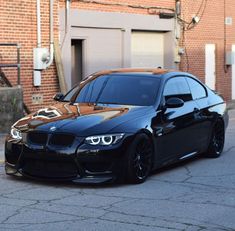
xmin=228 ymin=100 xmax=235 ymax=110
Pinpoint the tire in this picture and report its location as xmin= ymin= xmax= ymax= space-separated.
xmin=205 ymin=120 xmax=225 ymax=158
xmin=125 ymin=134 xmax=153 ymax=184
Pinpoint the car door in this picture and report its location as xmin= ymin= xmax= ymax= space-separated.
xmin=185 ymin=76 xmax=212 ymax=151
xmin=153 ymin=76 xmax=202 ymax=164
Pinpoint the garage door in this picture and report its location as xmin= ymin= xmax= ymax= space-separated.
xmin=131 ymin=31 xmax=164 ymax=68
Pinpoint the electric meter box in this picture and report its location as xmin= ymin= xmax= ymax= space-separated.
xmin=226 ymin=51 xmax=235 ymax=65
xmin=33 ymin=48 xmax=49 ymax=70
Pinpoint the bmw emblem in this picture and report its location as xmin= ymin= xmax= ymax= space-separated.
xmin=50 ymin=126 xmax=57 ymax=132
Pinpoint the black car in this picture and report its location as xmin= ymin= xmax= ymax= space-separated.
xmin=5 ymin=68 xmax=229 ymax=184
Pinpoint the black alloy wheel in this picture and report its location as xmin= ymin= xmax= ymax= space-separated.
xmin=206 ymin=120 xmax=225 ymax=158
xmin=125 ymin=134 xmax=153 ymax=184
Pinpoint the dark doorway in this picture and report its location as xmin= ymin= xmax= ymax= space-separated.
xmin=71 ymin=39 xmax=83 ymax=86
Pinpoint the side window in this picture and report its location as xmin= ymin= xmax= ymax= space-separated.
xmin=163 ymin=77 xmax=192 ymax=102
xmin=186 ymin=77 xmax=207 ymax=100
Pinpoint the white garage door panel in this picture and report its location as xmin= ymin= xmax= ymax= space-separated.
xmin=73 ymin=28 xmax=123 ymax=77
xmin=131 ymin=31 xmax=164 ymax=68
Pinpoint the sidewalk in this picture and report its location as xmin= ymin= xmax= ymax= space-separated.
xmin=0 ymin=134 xmax=6 ymax=163
xmin=228 ymin=100 xmax=235 ymax=110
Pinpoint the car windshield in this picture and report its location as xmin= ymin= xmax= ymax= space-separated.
xmin=65 ymin=74 xmax=160 ymax=106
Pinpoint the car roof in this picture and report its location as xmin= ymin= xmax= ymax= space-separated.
xmin=93 ymin=68 xmax=170 ymax=76
xmin=80 ymin=68 xmax=193 ymax=87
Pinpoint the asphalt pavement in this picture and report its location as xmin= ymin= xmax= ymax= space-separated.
xmin=0 ymin=111 xmax=234 ymax=230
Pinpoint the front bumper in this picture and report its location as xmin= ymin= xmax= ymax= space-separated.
xmin=5 ymin=162 xmax=115 ymax=184
xmin=5 ymin=134 xmax=132 ymax=184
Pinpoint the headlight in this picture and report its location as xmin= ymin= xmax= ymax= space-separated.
xmin=10 ymin=127 xmax=22 ymax=140
xmin=85 ymin=134 xmax=125 ymax=146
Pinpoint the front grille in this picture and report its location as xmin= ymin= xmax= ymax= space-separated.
xmin=28 ymin=132 xmax=48 ymax=145
xmin=49 ymin=134 xmax=75 ymax=147
xmin=27 ymin=132 xmax=75 ymax=147
xmin=22 ymin=158 xmax=79 ymax=179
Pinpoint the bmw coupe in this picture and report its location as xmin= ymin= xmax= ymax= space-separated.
xmin=5 ymin=68 xmax=229 ymax=184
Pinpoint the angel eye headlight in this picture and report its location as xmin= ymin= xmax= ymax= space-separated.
xmin=85 ymin=134 xmax=124 ymax=146
xmin=10 ymin=127 xmax=22 ymax=140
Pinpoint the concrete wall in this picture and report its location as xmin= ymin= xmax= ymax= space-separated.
xmin=0 ymin=87 xmax=23 ymax=133
xmin=60 ymin=10 xmax=176 ymax=89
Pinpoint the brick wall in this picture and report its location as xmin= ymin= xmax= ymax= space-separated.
xmin=179 ymin=0 xmax=235 ymax=101
xmin=65 ymin=0 xmax=175 ymax=14
xmin=0 ymin=0 xmax=60 ymax=112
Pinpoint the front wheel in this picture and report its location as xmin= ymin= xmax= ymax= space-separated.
xmin=205 ymin=120 xmax=225 ymax=158
xmin=125 ymin=134 xmax=153 ymax=184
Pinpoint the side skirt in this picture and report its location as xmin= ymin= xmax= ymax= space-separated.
xmin=180 ymin=151 xmax=198 ymax=160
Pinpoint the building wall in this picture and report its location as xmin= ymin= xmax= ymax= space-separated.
xmin=60 ymin=8 xmax=176 ymax=89
xmin=59 ymin=0 xmax=235 ymax=101
xmin=1 ymin=0 xmax=235 ymax=115
xmin=0 ymin=0 xmax=60 ymax=112
xmin=179 ymin=0 xmax=235 ymax=101
xmin=67 ymin=0 xmax=175 ymax=14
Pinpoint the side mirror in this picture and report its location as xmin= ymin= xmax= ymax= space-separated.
xmin=165 ymin=97 xmax=184 ymax=108
xmin=53 ymin=93 xmax=64 ymax=101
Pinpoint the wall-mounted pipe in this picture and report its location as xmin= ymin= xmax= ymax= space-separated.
xmin=65 ymin=0 xmax=71 ymax=34
xmin=45 ymin=0 xmax=54 ymax=68
xmin=36 ymin=0 xmax=41 ymax=48
xmin=34 ymin=0 xmax=54 ymax=86
xmin=61 ymin=0 xmax=71 ymax=48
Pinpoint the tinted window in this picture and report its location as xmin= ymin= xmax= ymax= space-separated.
xmin=63 ymin=85 xmax=80 ymax=101
xmin=186 ymin=77 xmax=207 ymax=100
xmin=74 ymin=75 xmax=160 ymax=106
xmin=163 ymin=77 xmax=192 ymax=102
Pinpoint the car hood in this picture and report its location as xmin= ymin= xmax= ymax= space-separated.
xmin=14 ymin=102 xmax=152 ymax=136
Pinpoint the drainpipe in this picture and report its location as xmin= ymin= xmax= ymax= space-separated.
xmin=66 ymin=0 xmax=71 ymax=34
xmin=45 ymin=0 xmax=54 ymax=68
xmin=34 ymin=0 xmax=42 ymax=86
xmin=36 ymin=0 xmax=41 ymax=48
xmin=34 ymin=0 xmax=54 ymax=86
xmin=61 ymin=0 xmax=71 ymax=48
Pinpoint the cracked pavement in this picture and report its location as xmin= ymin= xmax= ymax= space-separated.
xmin=0 ymin=110 xmax=235 ymax=231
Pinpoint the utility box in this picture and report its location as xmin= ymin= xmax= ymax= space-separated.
xmin=33 ymin=48 xmax=49 ymax=70
xmin=0 ymin=87 xmax=23 ymax=133
xmin=226 ymin=51 xmax=235 ymax=65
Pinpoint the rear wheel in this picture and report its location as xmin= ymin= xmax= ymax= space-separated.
xmin=125 ymin=134 xmax=153 ymax=184
xmin=205 ymin=120 xmax=225 ymax=158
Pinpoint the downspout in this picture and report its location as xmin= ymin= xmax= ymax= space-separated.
xmin=34 ymin=0 xmax=42 ymax=87
xmin=45 ymin=0 xmax=54 ymax=68
xmin=34 ymin=0 xmax=54 ymax=86
xmin=61 ymin=0 xmax=71 ymax=48
xmin=65 ymin=0 xmax=71 ymax=35
xmin=37 ymin=0 xmax=41 ymax=48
